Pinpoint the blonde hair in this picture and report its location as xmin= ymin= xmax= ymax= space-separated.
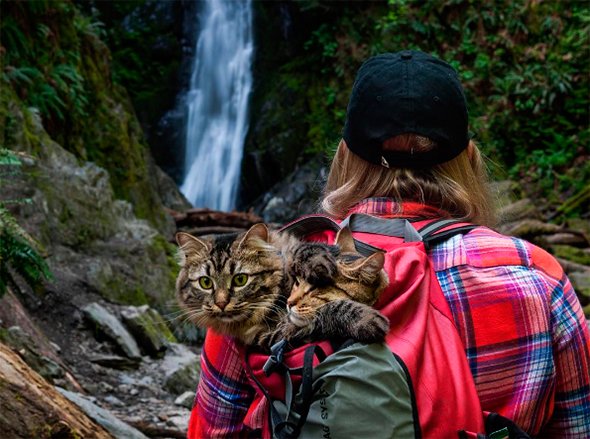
xmin=321 ymin=135 xmax=497 ymax=226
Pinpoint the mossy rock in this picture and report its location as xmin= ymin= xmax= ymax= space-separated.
xmin=567 ymin=218 xmax=590 ymax=242
xmin=570 ymin=271 xmax=590 ymax=307
xmin=551 ymin=245 xmax=590 ymax=267
xmin=120 ymin=305 xmax=177 ymax=358
xmin=500 ymin=219 xmax=561 ymax=239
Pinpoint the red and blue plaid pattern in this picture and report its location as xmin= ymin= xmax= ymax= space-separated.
xmin=189 ymin=199 xmax=590 ymax=438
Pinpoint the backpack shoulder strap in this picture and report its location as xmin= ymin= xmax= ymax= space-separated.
xmin=416 ymin=219 xmax=478 ymax=250
xmin=279 ymin=214 xmax=383 ymax=256
xmin=281 ymin=214 xmax=477 ymax=253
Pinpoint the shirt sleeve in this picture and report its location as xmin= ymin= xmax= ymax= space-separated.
xmin=540 ymin=272 xmax=590 ymax=438
xmin=188 ymin=330 xmax=256 ymax=438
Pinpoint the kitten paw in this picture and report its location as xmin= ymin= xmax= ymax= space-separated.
xmin=352 ymin=308 xmax=390 ymax=344
xmin=280 ymin=320 xmax=313 ymax=343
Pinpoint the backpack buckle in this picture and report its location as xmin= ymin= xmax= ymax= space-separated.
xmin=263 ymin=339 xmax=288 ymax=376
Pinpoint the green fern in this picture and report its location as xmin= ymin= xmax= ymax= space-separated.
xmin=73 ymin=12 xmax=105 ymax=39
xmin=0 ymin=149 xmax=52 ymax=298
xmin=0 ymin=149 xmax=23 ymax=167
xmin=2 ymin=66 xmax=43 ymax=86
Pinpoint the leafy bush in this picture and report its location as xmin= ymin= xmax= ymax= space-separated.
xmin=0 ymin=149 xmax=52 ymax=297
xmin=267 ymin=0 xmax=589 ymax=213
xmin=0 ymin=1 xmax=91 ymax=134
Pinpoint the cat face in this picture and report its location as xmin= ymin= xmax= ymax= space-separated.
xmin=176 ymin=224 xmax=287 ymax=340
xmin=286 ymin=228 xmax=387 ymax=328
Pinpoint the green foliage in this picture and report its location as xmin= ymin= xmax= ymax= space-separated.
xmin=0 ymin=149 xmax=52 ymax=298
xmin=81 ymin=0 xmax=183 ymax=126
xmin=274 ymin=0 xmax=589 ymax=213
xmin=0 ymin=1 xmax=92 ymax=131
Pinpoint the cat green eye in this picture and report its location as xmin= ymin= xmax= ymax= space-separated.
xmin=232 ymin=273 xmax=249 ymax=287
xmin=198 ymin=276 xmax=213 ymax=289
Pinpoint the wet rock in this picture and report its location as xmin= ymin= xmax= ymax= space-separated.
xmin=120 ymin=305 xmax=177 ymax=358
xmin=252 ymin=161 xmax=325 ymax=224
xmin=6 ymin=102 xmax=177 ymax=310
xmin=90 ymin=355 xmax=140 ymax=370
xmin=165 ymin=411 xmax=191 ymax=431
xmin=544 ymin=233 xmax=589 ymax=247
xmin=160 ymin=343 xmax=200 ymax=395
xmin=570 ymin=271 xmax=590 ymax=305
xmin=154 ymin=165 xmax=192 ymax=212
xmin=39 ymin=355 xmax=65 ymax=379
xmin=50 ymin=341 xmax=62 ymax=353
xmin=174 ymin=391 xmax=196 ymax=409
xmin=567 ymin=218 xmax=590 ymax=241
xmin=498 ymin=198 xmax=541 ymax=224
xmin=0 ymin=326 xmax=65 ymax=381
xmin=83 ymin=303 xmax=141 ymax=360
xmin=500 ymin=219 xmax=561 ymax=238
xmin=557 ymin=258 xmax=589 ymax=275
xmin=58 ymin=388 xmax=149 ymax=439
xmin=104 ymin=395 xmax=125 ymax=408
xmin=99 ymin=382 xmax=115 ymax=394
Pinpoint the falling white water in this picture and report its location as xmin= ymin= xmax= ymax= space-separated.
xmin=180 ymin=0 xmax=253 ymax=211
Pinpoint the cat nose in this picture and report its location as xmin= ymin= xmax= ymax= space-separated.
xmin=287 ymin=296 xmax=297 ymax=307
xmin=215 ymin=299 xmax=229 ymax=310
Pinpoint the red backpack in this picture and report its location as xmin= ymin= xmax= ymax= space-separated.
xmin=241 ymin=214 xmax=530 ymax=439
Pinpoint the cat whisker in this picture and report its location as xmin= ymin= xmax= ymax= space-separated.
xmin=169 ymin=308 xmax=207 ymax=327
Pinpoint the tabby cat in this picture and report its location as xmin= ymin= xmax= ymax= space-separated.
xmin=175 ymin=224 xmax=389 ymax=351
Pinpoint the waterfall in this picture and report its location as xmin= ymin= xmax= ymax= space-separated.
xmin=180 ymin=0 xmax=253 ymax=211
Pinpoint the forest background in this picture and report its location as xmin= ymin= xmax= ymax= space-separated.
xmin=1 ymin=0 xmax=589 ymax=351
xmin=0 ymin=1 xmax=589 ymax=436
xmin=3 ymin=0 xmax=589 ymax=301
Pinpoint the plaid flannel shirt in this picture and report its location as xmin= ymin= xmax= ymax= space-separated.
xmin=188 ymin=199 xmax=590 ymax=438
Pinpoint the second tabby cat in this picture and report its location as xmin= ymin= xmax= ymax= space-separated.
xmin=175 ymin=224 xmax=389 ymax=351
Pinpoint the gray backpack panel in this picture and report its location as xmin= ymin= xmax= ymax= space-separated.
xmin=272 ymin=342 xmax=418 ymax=439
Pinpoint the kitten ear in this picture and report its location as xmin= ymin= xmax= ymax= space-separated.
xmin=238 ymin=223 xmax=269 ymax=249
xmin=335 ymin=227 xmax=357 ymax=253
xmin=345 ymin=252 xmax=386 ymax=282
xmin=360 ymin=252 xmax=386 ymax=275
xmin=176 ymin=232 xmax=209 ymax=254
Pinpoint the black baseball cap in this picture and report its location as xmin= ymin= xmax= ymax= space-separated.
xmin=343 ymin=50 xmax=470 ymax=168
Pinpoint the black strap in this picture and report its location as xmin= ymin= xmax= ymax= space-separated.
xmin=243 ymin=349 xmax=286 ymax=436
xmin=250 ymin=342 xmax=329 ymax=439
xmin=423 ymin=225 xmax=477 ymax=248
xmin=417 ymin=219 xmax=477 ymax=250
xmin=263 ymin=339 xmax=289 ymax=376
xmin=417 ymin=218 xmax=460 ymax=238
xmin=275 ymin=345 xmax=322 ymax=439
xmin=484 ymin=412 xmax=531 ymax=439
xmin=281 ymin=214 xmax=477 ymax=254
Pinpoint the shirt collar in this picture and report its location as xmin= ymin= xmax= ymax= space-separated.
xmin=347 ymin=198 xmax=447 ymax=219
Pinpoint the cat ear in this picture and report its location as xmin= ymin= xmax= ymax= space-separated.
xmin=335 ymin=227 xmax=357 ymax=253
xmin=344 ymin=252 xmax=385 ymax=282
xmin=360 ymin=252 xmax=386 ymax=275
xmin=176 ymin=232 xmax=209 ymax=255
xmin=238 ymin=223 xmax=269 ymax=249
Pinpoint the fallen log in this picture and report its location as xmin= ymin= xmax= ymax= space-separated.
xmin=167 ymin=207 xmax=263 ymax=229
xmin=0 ymin=342 xmax=112 ymax=438
xmin=181 ymin=226 xmax=247 ymax=236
